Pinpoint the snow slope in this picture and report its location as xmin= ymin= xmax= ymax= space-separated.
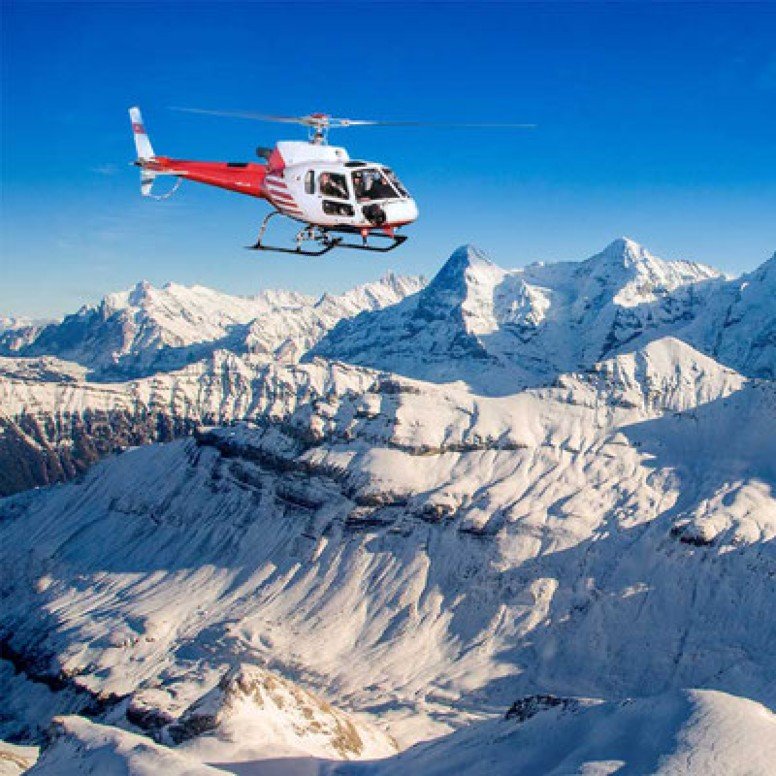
xmin=26 ymin=690 xmax=776 ymax=775
xmin=27 ymin=717 xmax=223 ymax=776
xmin=0 ymin=740 xmax=37 ymax=776
xmin=1 ymin=238 xmax=774 ymax=773
xmin=369 ymin=689 xmax=776 ymax=776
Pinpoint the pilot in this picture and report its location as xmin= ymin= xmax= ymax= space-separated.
xmin=367 ymin=173 xmax=395 ymax=200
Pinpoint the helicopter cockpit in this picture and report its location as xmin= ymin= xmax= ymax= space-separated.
xmin=352 ymin=167 xmax=409 ymax=201
xmin=306 ymin=165 xmax=413 ymax=223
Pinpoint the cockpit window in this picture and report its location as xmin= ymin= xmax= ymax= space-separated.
xmin=382 ymin=168 xmax=409 ymax=197
xmin=352 ymin=168 xmax=400 ymax=201
xmin=318 ymin=172 xmax=349 ymax=200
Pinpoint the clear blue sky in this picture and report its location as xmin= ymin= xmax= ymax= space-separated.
xmin=2 ymin=1 xmax=775 ymax=317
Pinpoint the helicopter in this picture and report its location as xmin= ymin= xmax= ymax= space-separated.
xmin=129 ymin=106 xmax=533 ymax=256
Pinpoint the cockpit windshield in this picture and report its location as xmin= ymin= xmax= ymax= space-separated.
xmin=352 ymin=168 xmax=402 ymax=201
xmin=382 ymin=168 xmax=409 ymax=197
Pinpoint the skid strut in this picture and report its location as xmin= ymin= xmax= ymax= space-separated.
xmin=247 ymin=211 xmax=408 ymax=256
xmin=248 ymin=211 xmax=341 ymax=256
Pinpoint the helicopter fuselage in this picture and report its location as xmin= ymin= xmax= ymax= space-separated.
xmin=142 ymin=140 xmax=418 ymax=233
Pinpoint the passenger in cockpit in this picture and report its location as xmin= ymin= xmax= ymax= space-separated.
xmin=320 ymin=172 xmax=348 ymax=199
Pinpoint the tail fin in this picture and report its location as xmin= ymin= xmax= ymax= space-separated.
xmin=129 ymin=106 xmax=155 ymax=160
xmin=129 ymin=106 xmax=161 ymax=197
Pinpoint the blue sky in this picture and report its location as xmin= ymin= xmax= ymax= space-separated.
xmin=2 ymin=1 xmax=775 ymax=317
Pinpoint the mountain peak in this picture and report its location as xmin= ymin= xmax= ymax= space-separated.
xmin=427 ymin=245 xmax=496 ymax=292
xmin=440 ymin=243 xmax=496 ymax=274
xmin=128 ymin=279 xmax=155 ymax=306
xmin=595 ymin=237 xmax=652 ymax=268
xmin=607 ymin=236 xmax=643 ymax=253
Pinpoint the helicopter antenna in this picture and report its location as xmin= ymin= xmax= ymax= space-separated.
xmin=171 ymin=107 xmax=536 ymax=145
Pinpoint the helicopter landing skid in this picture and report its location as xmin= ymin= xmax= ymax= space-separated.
xmin=248 ymin=239 xmax=342 ymax=257
xmin=247 ymin=211 xmax=407 ymax=256
xmin=333 ymin=232 xmax=408 ymax=253
xmin=247 ymin=213 xmax=342 ymax=256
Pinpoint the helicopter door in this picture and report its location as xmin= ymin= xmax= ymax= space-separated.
xmin=318 ymin=171 xmax=354 ymax=218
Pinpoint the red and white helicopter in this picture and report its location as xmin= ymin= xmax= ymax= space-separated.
xmin=129 ymin=106 xmax=532 ymax=256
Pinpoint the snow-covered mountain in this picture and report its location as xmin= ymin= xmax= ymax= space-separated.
xmin=311 ymin=238 xmax=770 ymax=393
xmin=0 ymin=317 xmax=52 ymax=356
xmin=0 ymin=274 xmax=424 ymax=379
xmin=0 ymin=273 xmax=424 ymax=495
xmin=376 ymin=689 xmax=776 ymax=776
xmin=1 ymin=238 xmax=774 ymax=774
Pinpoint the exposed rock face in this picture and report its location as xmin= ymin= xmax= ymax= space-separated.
xmin=0 ymin=409 xmax=198 ymax=496
xmin=169 ymin=665 xmax=395 ymax=759
xmin=505 ymin=694 xmax=580 ymax=722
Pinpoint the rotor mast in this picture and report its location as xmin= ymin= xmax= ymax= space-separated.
xmin=307 ymin=114 xmax=330 ymax=145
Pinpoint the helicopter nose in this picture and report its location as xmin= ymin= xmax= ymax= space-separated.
xmin=382 ymin=198 xmax=419 ymax=225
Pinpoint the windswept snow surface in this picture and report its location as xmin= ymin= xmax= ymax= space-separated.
xmin=1 ymin=238 xmax=775 ymax=774
xmin=367 ymin=689 xmax=776 ymax=776
xmin=27 ymin=716 xmax=223 ymax=775
xmin=0 ymin=740 xmax=38 ymax=776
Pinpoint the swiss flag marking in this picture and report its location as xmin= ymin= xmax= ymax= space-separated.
xmin=132 ymin=122 xmax=145 ymax=134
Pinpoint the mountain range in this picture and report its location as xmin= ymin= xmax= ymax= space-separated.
xmin=0 ymin=238 xmax=774 ymax=774
xmin=0 ymin=273 xmax=424 ymax=495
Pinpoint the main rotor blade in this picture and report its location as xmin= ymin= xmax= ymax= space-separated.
xmin=171 ymin=107 xmax=311 ymax=124
xmin=346 ymin=121 xmax=537 ymax=128
xmin=171 ymin=108 xmax=536 ymax=129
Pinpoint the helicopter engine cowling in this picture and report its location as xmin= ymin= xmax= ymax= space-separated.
xmin=363 ymin=204 xmax=387 ymax=226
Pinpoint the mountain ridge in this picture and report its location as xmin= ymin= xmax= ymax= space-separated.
xmin=310 ymin=239 xmax=772 ymax=393
xmin=0 ymin=272 xmax=425 ymax=379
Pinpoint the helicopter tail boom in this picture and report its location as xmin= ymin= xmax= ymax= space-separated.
xmin=129 ymin=106 xmax=269 ymax=200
